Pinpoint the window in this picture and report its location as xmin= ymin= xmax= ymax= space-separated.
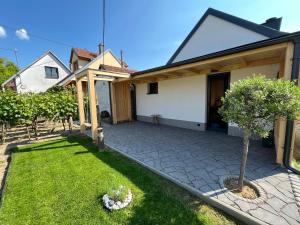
xmin=45 ymin=66 xmax=59 ymax=79
xmin=147 ymin=82 xmax=158 ymax=94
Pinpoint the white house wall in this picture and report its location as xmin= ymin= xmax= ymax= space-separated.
xmin=136 ymin=75 xmax=207 ymax=131
xmin=95 ymin=80 xmax=111 ymax=115
xmin=136 ymin=64 xmax=280 ymax=135
xmin=172 ymin=15 xmax=268 ymax=63
xmin=228 ymin=63 xmax=280 ymax=137
xmin=16 ymin=54 xmax=70 ymax=93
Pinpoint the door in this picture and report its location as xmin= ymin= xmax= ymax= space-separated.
xmin=113 ymin=82 xmax=132 ymax=123
xmin=207 ymin=73 xmax=230 ymax=131
xmin=130 ymin=84 xmax=137 ymax=120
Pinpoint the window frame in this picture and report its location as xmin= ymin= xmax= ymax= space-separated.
xmin=45 ymin=66 xmax=59 ymax=79
xmin=147 ymin=82 xmax=158 ymax=95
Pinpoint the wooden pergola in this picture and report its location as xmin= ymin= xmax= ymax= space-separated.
xmin=75 ymin=41 xmax=298 ymax=164
xmin=75 ymin=68 xmax=131 ymax=141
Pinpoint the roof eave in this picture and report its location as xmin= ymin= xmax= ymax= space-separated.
xmin=133 ymin=31 xmax=300 ymax=77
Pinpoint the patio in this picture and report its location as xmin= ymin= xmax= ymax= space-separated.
xmin=102 ymin=121 xmax=300 ymax=225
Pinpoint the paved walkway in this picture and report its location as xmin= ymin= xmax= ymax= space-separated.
xmin=103 ymin=122 xmax=300 ymax=225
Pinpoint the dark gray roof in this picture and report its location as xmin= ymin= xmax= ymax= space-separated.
xmin=167 ymin=8 xmax=287 ymax=64
xmin=133 ymin=31 xmax=300 ymax=77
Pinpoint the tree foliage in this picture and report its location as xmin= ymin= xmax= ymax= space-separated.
xmin=219 ymin=75 xmax=300 ymax=137
xmin=219 ymin=75 xmax=300 ymax=191
xmin=0 ymin=58 xmax=19 ymax=86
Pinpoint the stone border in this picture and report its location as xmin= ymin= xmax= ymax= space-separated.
xmin=0 ymin=144 xmax=11 ymax=207
xmin=219 ymin=175 xmax=267 ymax=204
xmin=105 ymin=143 xmax=267 ymax=225
xmin=288 ymin=171 xmax=300 ymax=210
xmin=102 ymin=190 xmax=133 ymax=210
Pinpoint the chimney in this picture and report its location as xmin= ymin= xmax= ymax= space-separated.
xmin=261 ymin=17 xmax=282 ymax=31
xmin=98 ymin=42 xmax=104 ymax=55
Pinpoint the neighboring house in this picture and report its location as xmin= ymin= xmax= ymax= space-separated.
xmin=1 ymin=51 xmax=70 ymax=93
xmin=74 ymin=8 xmax=300 ymax=165
xmin=57 ymin=45 xmax=135 ymax=118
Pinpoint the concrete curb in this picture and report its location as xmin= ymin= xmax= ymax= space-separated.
xmin=105 ymin=143 xmax=267 ymax=225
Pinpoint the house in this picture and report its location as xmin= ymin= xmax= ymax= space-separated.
xmin=75 ymin=8 xmax=300 ymax=166
xmin=1 ymin=51 xmax=70 ymax=93
xmin=57 ymin=44 xmax=135 ymax=120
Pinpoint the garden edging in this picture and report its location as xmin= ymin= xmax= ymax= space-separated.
xmin=105 ymin=143 xmax=267 ymax=225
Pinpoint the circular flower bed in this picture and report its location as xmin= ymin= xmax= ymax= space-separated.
xmin=220 ymin=175 xmax=266 ymax=203
xmin=102 ymin=185 xmax=133 ymax=210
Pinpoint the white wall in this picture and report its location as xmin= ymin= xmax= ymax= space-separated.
xmin=229 ymin=64 xmax=280 ymax=130
xmin=136 ymin=64 xmax=280 ymax=131
xmin=16 ymin=53 xmax=70 ymax=93
xmin=95 ymin=81 xmax=111 ymax=115
xmin=172 ymin=15 xmax=267 ymax=63
xmin=136 ymin=75 xmax=207 ymax=123
xmin=231 ymin=64 xmax=279 ymax=84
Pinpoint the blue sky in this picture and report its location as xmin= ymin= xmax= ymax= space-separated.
xmin=0 ymin=0 xmax=299 ymax=71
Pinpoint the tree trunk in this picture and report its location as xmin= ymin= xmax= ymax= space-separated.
xmin=51 ymin=120 xmax=57 ymax=133
xmin=1 ymin=122 xmax=5 ymax=144
xmin=26 ymin=124 xmax=31 ymax=141
xmin=62 ymin=119 xmax=66 ymax=131
xmin=68 ymin=116 xmax=73 ymax=133
xmin=34 ymin=118 xmax=38 ymax=140
xmin=238 ymin=130 xmax=250 ymax=192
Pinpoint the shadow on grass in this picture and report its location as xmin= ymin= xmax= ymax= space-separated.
xmin=67 ymin=135 xmax=238 ymax=225
xmin=10 ymin=134 xmax=239 ymax=225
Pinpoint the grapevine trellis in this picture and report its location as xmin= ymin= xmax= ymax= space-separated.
xmin=0 ymin=86 xmax=78 ymax=143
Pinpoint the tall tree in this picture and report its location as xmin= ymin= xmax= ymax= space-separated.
xmin=0 ymin=58 xmax=19 ymax=86
xmin=219 ymin=75 xmax=300 ymax=191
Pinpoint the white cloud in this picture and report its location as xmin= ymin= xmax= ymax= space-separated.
xmin=15 ymin=28 xmax=29 ymax=40
xmin=0 ymin=26 xmax=6 ymax=38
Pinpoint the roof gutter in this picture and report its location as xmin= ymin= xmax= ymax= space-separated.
xmin=283 ymin=36 xmax=300 ymax=174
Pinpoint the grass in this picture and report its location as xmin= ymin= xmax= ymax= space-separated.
xmin=0 ymin=135 xmax=240 ymax=225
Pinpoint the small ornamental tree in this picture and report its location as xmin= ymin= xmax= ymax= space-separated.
xmin=219 ymin=75 xmax=300 ymax=191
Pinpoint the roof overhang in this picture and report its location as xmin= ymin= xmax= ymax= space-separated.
xmin=131 ymin=32 xmax=300 ymax=83
xmin=75 ymin=68 xmax=130 ymax=81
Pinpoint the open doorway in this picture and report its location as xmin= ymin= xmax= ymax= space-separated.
xmin=207 ymin=73 xmax=230 ymax=132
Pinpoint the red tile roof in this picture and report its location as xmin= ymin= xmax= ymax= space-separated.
xmin=100 ymin=65 xmax=137 ymax=74
xmin=73 ymin=48 xmax=98 ymax=60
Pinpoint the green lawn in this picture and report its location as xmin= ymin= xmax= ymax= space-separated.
xmin=0 ymin=135 xmax=239 ymax=225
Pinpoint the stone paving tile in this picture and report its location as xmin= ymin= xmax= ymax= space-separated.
xmin=103 ymin=122 xmax=300 ymax=224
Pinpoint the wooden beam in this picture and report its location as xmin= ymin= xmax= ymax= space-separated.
xmin=283 ymin=42 xmax=294 ymax=80
xmin=89 ymin=68 xmax=130 ymax=78
xmin=87 ymin=70 xmax=98 ymax=141
xmin=75 ymin=77 xmax=85 ymax=134
xmin=110 ymin=82 xmax=117 ymax=124
xmin=240 ymin=58 xmax=248 ymax=67
xmin=133 ymin=43 xmax=288 ymax=79
xmin=75 ymin=68 xmax=130 ymax=79
xmin=274 ymin=42 xmax=294 ymax=164
xmin=127 ymin=83 xmax=132 ymax=122
xmin=218 ymin=57 xmax=281 ymax=72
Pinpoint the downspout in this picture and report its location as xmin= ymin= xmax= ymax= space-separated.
xmin=283 ymin=37 xmax=300 ymax=174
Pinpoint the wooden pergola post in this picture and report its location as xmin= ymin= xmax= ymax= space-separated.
xmin=110 ymin=82 xmax=117 ymax=124
xmin=76 ymin=77 xmax=86 ymax=134
xmin=274 ymin=42 xmax=294 ymax=164
xmin=87 ymin=70 xmax=98 ymax=141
